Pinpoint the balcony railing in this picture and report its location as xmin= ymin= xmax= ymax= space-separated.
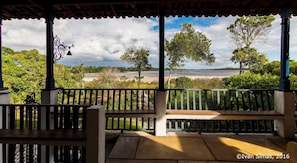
xmin=59 ymin=88 xmax=156 ymax=131
xmin=58 ymin=88 xmax=296 ymax=134
xmin=0 ymin=104 xmax=91 ymax=163
xmin=166 ymin=89 xmax=277 ymax=133
xmin=0 ymin=88 xmax=296 ymax=163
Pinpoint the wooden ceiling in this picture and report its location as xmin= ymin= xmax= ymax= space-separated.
xmin=1 ymin=0 xmax=297 ymax=20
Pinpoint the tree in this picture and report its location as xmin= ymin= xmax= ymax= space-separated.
xmin=227 ymin=15 xmax=274 ymax=73
xmin=231 ymin=47 xmax=268 ymax=73
xmin=1 ymin=47 xmax=83 ymax=103
xmin=165 ymin=23 xmax=215 ymax=88
xmin=96 ymin=67 xmax=119 ymax=88
xmin=120 ymin=48 xmax=151 ymax=88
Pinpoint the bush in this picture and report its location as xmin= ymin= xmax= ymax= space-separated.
xmin=192 ymin=78 xmax=224 ymax=89
xmin=175 ymin=76 xmax=193 ymax=88
xmin=223 ymin=72 xmax=279 ymax=89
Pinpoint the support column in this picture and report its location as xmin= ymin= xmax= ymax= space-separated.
xmin=279 ymin=7 xmax=291 ymax=90
xmin=0 ymin=88 xmax=10 ymax=163
xmin=0 ymin=13 xmax=4 ymax=88
xmin=40 ymin=89 xmax=59 ymax=163
xmin=86 ymin=105 xmax=105 ymax=163
xmin=158 ymin=10 xmax=165 ymax=90
xmin=155 ymin=90 xmax=167 ymax=136
xmin=41 ymin=89 xmax=59 ymax=106
xmin=45 ymin=12 xmax=55 ymax=90
xmin=274 ymin=90 xmax=296 ymax=139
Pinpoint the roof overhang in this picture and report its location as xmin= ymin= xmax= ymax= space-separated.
xmin=1 ymin=0 xmax=297 ymax=20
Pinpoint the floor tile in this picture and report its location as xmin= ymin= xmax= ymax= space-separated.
xmin=135 ymin=136 xmax=215 ymax=161
xmin=109 ymin=136 xmax=139 ymax=159
xmin=203 ymin=135 xmax=285 ymax=162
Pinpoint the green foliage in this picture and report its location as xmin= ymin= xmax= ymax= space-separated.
xmin=227 ymin=15 xmax=274 ymax=73
xmin=165 ymin=23 xmax=215 ymax=69
xmin=175 ymin=76 xmax=193 ymax=88
xmin=87 ymin=67 xmax=119 ymax=88
xmin=120 ymin=48 xmax=151 ymax=88
xmin=231 ymin=47 xmax=268 ymax=73
xmin=227 ymin=15 xmax=275 ymax=48
xmin=2 ymin=47 xmax=83 ymax=104
xmin=165 ymin=23 xmax=215 ymax=88
xmin=223 ymin=72 xmax=279 ymax=89
xmin=250 ymin=60 xmax=297 ymax=77
xmin=192 ymin=78 xmax=224 ymax=89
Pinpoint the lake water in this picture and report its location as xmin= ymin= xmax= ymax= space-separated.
xmin=120 ymin=69 xmax=239 ymax=77
xmin=84 ymin=69 xmax=240 ymax=82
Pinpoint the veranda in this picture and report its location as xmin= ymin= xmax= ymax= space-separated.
xmin=0 ymin=1 xmax=296 ymax=163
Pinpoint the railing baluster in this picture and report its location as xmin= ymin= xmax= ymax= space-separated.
xmin=142 ymin=90 xmax=145 ymax=110
xmin=89 ymin=89 xmax=93 ymax=105
xmin=10 ymin=106 xmax=16 ymax=129
xmin=20 ymin=105 xmax=24 ymax=129
xmin=198 ymin=90 xmax=202 ymax=110
xmin=2 ymin=105 xmax=7 ymax=129
xmin=216 ymin=90 xmax=220 ymax=110
xmin=73 ymin=89 xmax=76 ymax=105
xmin=73 ymin=106 xmax=79 ymax=129
xmin=54 ymin=105 xmax=58 ymax=129
xmin=223 ymin=90 xmax=227 ymax=110
xmin=174 ymin=90 xmax=177 ymax=110
xmin=101 ymin=89 xmax=104 ymax=105
xmin=260 ymin=90 xmax=265 ymax=111
xmin=95 ymin=89 xmax=99 ymax=105
xmin=235 ymin=90 xmax=239 ymax=111
xmin=241 ymin=91 xmax=245 ymax=111
xmin=204 ymin=89 xmax=208 ymax=110
xmin=67 ymin=89 xmax=71 ymax=104
xmin=118 ymin=89 xmax=121 ymax=111
xmin=180 ymin=90 xmax=184 ymax=110
xmin=186 ymin=90 xmax=189 ymax=110
xmin=78 ymin=89 xmax=82 ymax=104
xmin=192 ymin=89 xmax=196 ymax=110
xmin=168 ymin=90 xmax=171 ymax=109
xmin=28 ymin=105 xmax=33 ymax=129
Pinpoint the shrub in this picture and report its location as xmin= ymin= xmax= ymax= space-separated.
xmin=175 ymin=76 xmax=193 ymax=88
xmin=223 ymin=72 xmax=279 ymax=89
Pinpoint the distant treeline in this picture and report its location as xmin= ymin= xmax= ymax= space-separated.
xmin=82 ymin=66 xmax=159 ymax=73
xmin=81 ymin=66 xmax=242 ymax=73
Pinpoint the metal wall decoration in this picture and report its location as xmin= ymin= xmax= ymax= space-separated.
xmin=53 ymin=35 xmax=74 ymax=61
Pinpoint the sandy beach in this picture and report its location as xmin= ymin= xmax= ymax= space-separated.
xmin=128 ymin=75 xmax=229 ymax=83
xmin=84 ymin=74 xmax=230 ymax=83
xmin=83 ymin=69 xmax=238 ymax=82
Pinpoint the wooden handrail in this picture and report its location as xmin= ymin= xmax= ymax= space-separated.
xmin=166 ymin=110 xmax=284 ymax=120
xmin=0 ymin=129 xmax=86 ymax=146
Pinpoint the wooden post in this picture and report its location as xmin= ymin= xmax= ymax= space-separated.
xmin=45 ymin=12 xmax=55 ymax=90
xmin=279 ymin=7 xmax=291 ymax=90
xmin=274 ymin=90 xmax=296 ymax=139
xmin=155 ymin=90 xmax=167 ymax=136
xmin=158 ymin=9 xmax=165 ymax=90
xmin=40 ymin=89 xmax=59 ymax=163
xmin=0 ymin=88 xmax=10 ymax=163
xmin=86 ymin=105 xmax=105 ymax=163
xmin=0 ymin=13 xmax=4 ymax=88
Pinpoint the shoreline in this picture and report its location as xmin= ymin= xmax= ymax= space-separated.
xmin=84 ymin=75 xmax=230 ymax=83
xmin=83 ymin=70 xmax=238 ymax=82
xmin=133 ymin=75 xmax=229 ymax=83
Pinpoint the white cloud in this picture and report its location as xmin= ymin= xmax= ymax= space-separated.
xmin=2 ymin=15 xmax=297 ymax=69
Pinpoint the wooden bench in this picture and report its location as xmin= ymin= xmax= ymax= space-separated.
xmin=0 ymin=129 xmax=86 ymax=146
xmin=166 ymin=110 xmax=285 ymax=120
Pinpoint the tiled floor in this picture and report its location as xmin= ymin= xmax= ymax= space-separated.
xmin=106 ymin=132 xmax=294 ymax=163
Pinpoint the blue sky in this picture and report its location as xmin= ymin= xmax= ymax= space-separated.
xmin=2 ymin=16 xmax=297 ymax=69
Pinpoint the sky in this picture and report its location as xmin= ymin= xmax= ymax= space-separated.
xmin=2 ymin=15 xmax=297 ymax=69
